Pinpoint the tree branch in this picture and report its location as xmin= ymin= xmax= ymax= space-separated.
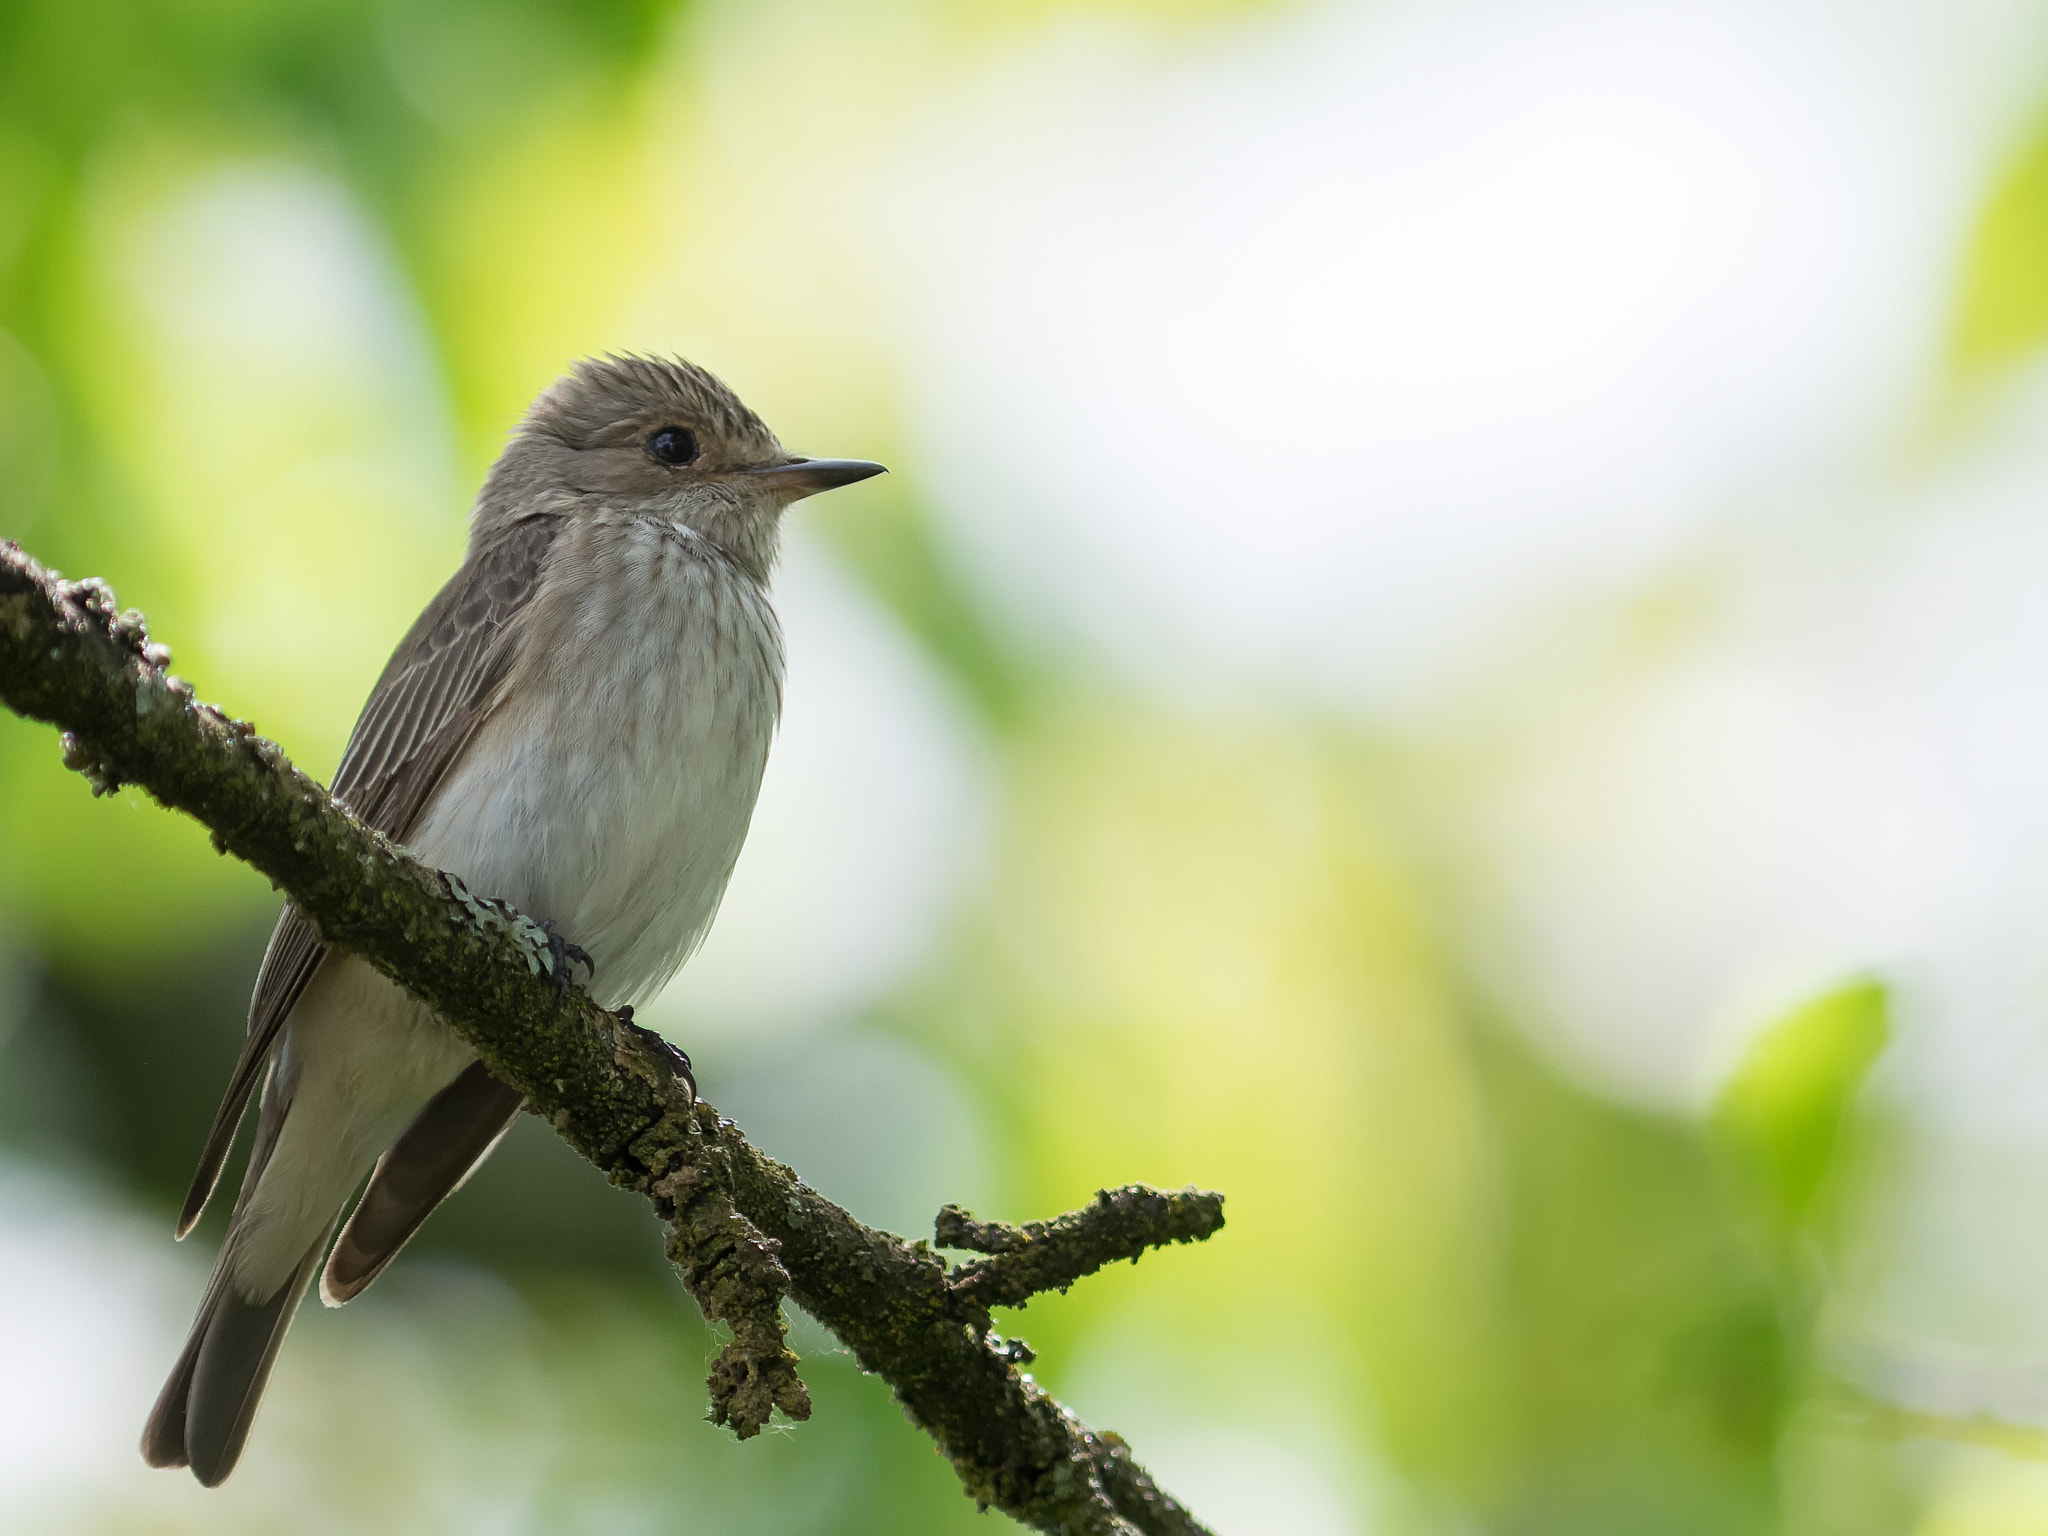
xmin=0 ymin=541 xmax=1223 ymax=1535
xmin=941 ymin=1186 xmax=1227 ymax=1328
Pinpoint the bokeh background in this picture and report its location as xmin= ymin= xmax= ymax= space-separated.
xmin=8 ymin=0 xmax=2048 ymax=1531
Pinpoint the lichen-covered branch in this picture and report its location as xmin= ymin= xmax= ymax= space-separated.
xmin=1093 ymin=1431 xmax=1217 ymax=1536
xmin=655 ymin=1161 xmax=810 ymax=1434
xmin=0 ymin=541 xmax=1221 ymax=1536
xmin=941 ymin=1186 xmax=1228 ymax=1326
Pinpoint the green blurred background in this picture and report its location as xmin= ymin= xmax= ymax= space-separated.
xmin=10 ymin=1 xmax=2048 ymax=1532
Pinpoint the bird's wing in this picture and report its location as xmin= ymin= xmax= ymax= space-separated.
xmin=174 ymin=515 xmax=562 ymax=1238
xmin=320 ymin=1060 xmax=525 ymax=1305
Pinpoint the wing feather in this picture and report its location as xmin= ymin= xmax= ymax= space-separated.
xmin=175 ymin=516 xmax=561 ymax=1238
xmin=320 ymin=1061 xmax=525 ymax=1305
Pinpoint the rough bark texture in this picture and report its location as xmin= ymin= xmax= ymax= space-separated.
xmin=0 ymin=541 xmax=1222 ymax=1536
xmin=941 ymin=1186 xmax=1228 ymax=1325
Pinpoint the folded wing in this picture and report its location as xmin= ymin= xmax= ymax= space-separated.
xmin=175 ymin=514 xmax=562 ymax=1238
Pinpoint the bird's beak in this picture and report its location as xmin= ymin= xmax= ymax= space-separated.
xmin=742 ymin=457 xmax=888 ymax=499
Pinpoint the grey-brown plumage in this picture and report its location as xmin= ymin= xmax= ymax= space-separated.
xmin=174 ymin=517 xmax=561 ymax=1244
xmin=143 ymin=355 xmax=883 ymax=1484
xmin=323 ymin=1062 xmax=524 ymax=1304
xmin=145 ymin=1058 xmax=339 ymax=1485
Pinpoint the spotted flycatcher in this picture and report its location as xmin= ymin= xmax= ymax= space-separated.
xmin=142 ymin=355 xmax=884 ymax=1484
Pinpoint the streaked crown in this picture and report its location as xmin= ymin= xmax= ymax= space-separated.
xmin=523 ymin=354 xmax=782 ymax=463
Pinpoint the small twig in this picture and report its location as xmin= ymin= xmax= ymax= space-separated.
xmin=937 ymin=1203 xmax=1033 ymax=1255
xmin=656 ymin=1160 xmax=810 ymax=1436
xmin=1093 ymin=1431 xmax=1215 ymax=1536
xmin=944 ymin=1186 xmax=1227 ymax=1326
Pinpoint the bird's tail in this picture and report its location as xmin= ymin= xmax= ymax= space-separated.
xmin=141 ymin=1219 xmax=336 ymax=1486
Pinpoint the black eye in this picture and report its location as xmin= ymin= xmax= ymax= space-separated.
xmin=647 ymin=426 xmax=699 ymax=466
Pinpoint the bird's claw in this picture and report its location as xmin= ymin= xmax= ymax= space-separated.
xmin=540 ymin=919 xmax=595 ymax=1000
xmin=614 ymin=1005 xmax=697 ymax=1104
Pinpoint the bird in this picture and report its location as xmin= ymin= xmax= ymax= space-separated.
xmin=141 ymin=354 xmax=884 ymax=1485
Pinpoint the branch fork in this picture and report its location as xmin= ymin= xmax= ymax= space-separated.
xmin=939 ymin=1185 xmax=1229 ymax=1336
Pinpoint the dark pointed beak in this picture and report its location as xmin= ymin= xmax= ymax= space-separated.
xmin=742 ymin=457 xmax=888 ymax=498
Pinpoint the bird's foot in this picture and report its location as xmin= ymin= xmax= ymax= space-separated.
xmin=615 ymin=1006 xmax=697 ymax=1105
xmin=540 ymin=919 xmax=595 ymax=1000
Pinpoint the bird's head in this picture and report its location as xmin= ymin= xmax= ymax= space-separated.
xmin=476 ymin=354 xmax=884 ymax=577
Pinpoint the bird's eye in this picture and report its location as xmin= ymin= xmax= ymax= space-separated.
xmin=647 ymin=426 xmax=699 ymax=466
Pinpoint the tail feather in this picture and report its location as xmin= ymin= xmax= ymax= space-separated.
xmin=322 ymin=1061 xmax=523 ymax=1306
xmin=142 ymin=1224 xmax=334 ymax=1487
xmin=140 ymin=1274 xmax=215 ymax=1470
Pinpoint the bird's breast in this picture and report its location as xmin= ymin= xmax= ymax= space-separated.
xmin=410 ymin=517 xmax=785 ymax=1006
